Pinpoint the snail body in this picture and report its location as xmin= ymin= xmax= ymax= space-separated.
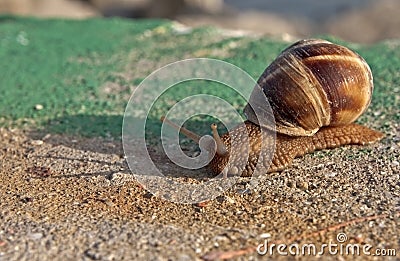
xmin=162 ymin=39 xmax=384 ymax=177
xmin=209 ymin=121 xmax=383 ymax=177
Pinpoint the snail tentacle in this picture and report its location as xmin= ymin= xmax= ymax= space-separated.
xmin=160 ymin=116 xmax=201 ymax=144
xmin=211 ymin=123 xmax=228 ymax=156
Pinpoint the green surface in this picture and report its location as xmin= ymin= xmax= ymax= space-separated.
xmin=0 ymin=16 xmax=399 ymax=137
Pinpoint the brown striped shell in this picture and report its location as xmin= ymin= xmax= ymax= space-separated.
xmin=244 ymin=39 xmax=374 ymax=136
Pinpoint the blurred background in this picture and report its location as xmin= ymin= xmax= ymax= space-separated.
xmin=0 ymin=0 xmax=399 ymax=44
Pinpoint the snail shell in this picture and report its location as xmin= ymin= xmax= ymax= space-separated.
xmin=244 ymin=39 xmax=374 ymax=136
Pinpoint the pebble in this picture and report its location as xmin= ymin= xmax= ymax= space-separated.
xmin=224 ymin=195 xmax=235 ymax=204
xmin=111 ymin=173 xmax=131 ymax=182
xmin=42 ymin=134 xmax=51 ymax=140
xmin=297 ymin=181 xmax=309 ymax=191
xmin=213 ymin=235 xmax=229 ymax=242
xmin=259 ymin=233 xmax=271 ymax=239
xmin=325 ymin=172 xmax=337 ymax=178
xmin=28 ymin=233 xmax=43 ymax=240
xmin=31 ymin=140 xmax=44 ymax=146
xmin=373 ymin=111 xmax=381 ymax=116
xmin=392 ymin=160 xmax=399 ymax=166
xmin=34 ymin=104 xmax=43 ymax=110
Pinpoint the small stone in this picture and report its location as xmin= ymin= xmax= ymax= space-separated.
xmin=325 ymin=172 xmax=337 ymax=178
xmin=196 ymin=201 xmax=210 ymax=208
xmin=214 ymin=235 xmax=229 ymax=242
xmin=34 ymin=104 xmax=43 ymax=110
xmin=259 ymin=233 xmax=271 ymax=239
xmin=392 ymin=160 xmax=399 ymax=166
xmin=31 ymin=140 xmax=44 ymax=146
xmin=42 ymin=134 xmax=51 ymax=140
xmin=297 ymin=181 xmax=309 ymax=191
xmin=373 ymin=111 xmax=381 ymax=116
xmin=224 ymin=196 xmax=235 ymax=204
xmin=111 ymin=172 xmax=134 ymax=182
xmin=229 ymin=166 xmax=239 ymax=175
xmin=28 ymin=233 xmax=43 ymax=240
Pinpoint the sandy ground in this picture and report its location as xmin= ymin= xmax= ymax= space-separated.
xmin=0 ymin=17 xmax=399 ymax=259
xmin=0 ymin=123 xmax=399 ymax=260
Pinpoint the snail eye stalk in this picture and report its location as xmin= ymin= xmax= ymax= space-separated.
xmin=210 ymin=123 xmax=228 ymax=156
xmin=160 ymin=116 xmax=229 ymax=157
xmin=160 ymin=116 xmax=201 ymax=144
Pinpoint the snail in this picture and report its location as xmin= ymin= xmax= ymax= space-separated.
xmin=161 ymin=39 xmax=384 ymax=177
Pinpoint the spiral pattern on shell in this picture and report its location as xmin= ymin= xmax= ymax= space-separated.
xmin=244 ymin=39 xmax=374 ymax=136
